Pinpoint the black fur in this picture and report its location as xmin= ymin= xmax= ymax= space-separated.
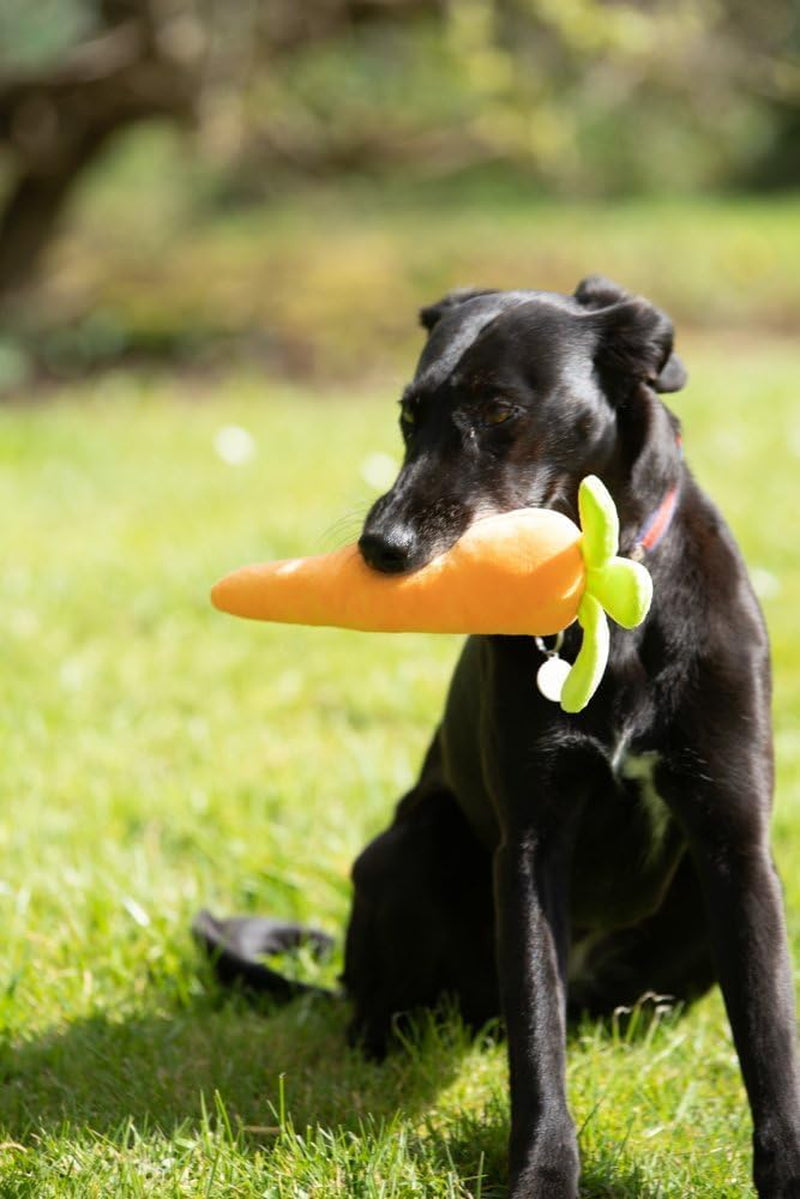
xmin=201 ymin=278 xmax=800 ymax=1198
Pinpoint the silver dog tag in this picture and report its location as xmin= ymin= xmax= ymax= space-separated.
xmin=536 ymin=655 xmax=571 ymax=704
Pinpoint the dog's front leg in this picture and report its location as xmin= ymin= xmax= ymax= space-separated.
xmin=695 ymin=839 xmax=800 ymax=1198
xmin=665 ymin=748 xmax=800 ymax=1198
xmin=481 ymin=638 xmax=583 ymax=1195
xmin=494 ymin=819 xmax=580 ymax=1199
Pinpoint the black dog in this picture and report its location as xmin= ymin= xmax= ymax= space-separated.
xmin=198 ymin=277 xmax=800 ymax=1197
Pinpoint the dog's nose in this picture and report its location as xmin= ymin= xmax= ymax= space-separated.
xmin=358 ymin=526 xmax=417 ymax=574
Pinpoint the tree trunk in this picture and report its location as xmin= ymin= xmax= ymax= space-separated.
xmin=0 ymin=126 xmax=115 ymax=302
xmin=0 ymin=16 xmax=199 ymax=308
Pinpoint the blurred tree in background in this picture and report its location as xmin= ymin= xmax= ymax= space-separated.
xmin=0 ymin=0 xmax=201 ymax=300
xmin=0 ymin=0 xmax=797 ymax=382
xmin=226 ymin=0 xmax=797 ymax=196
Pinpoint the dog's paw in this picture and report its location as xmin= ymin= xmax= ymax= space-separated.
xmin=509 ymin=1167 xmax=579 ymax=1199
xmin=509 ymin=1137 xmax=580 ymax=1199
xmin=754 ymin=1127 xmax=800 ymax=1198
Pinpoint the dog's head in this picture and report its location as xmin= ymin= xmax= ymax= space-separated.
xmin=359 ymin=276 xmax=686 ymax=574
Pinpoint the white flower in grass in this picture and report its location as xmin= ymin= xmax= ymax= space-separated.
xmin=750 ymin=567 xmax=781 ymax=600
xmin=360 ymin=451 xmax=398 ymax=490
xmin=214 ymin=425 xmax=256 ymax=465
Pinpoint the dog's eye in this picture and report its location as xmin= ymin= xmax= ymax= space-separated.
xmin=482 ymin=402 xmax=517 ymax=427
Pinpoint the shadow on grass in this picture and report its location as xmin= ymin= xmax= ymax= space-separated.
xmin=0 ymin=979 xmax=670 ymax=1198
xmin=0 ymin=990 xmax=421 ymax=1135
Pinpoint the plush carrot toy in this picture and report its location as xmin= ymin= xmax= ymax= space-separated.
xmin=211 ymin=476 xmax=652 ymax=713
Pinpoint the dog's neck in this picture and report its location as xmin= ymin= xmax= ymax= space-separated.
xmin=609 ymin=387 xmax=684 ymax=558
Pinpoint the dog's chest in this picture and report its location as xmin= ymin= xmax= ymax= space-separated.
xmin=613 ymin=746 xmax=672 ymax=860
xmin=570 ymin=732 xmax=679 ymax=928
xmin=610 ymin=730 xmax=669 ymax=823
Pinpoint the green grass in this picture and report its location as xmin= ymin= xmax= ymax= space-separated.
xmin=0 ymin=333 xmax=799 ymax=1195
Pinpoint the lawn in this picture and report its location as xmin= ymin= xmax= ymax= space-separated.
xmin=0 ymin=333 xmax=799 ymax=1196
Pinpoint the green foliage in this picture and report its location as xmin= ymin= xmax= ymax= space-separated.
xmin=0 ymin=0 xmax=90 ymax=69
xmin=14 ymin=148 xmax=798 ymax=384
xmin=1 ymin=0 xmax=796 ymax=205
xmin=0 ymin=337 xmax=798 ymax=1194
xmin=224 ymin=0 xmax=799 ymax=195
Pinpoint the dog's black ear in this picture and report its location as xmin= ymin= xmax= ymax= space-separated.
xmin=652 ymin=352 xmax=687 ymax=393
xmin=594 ymin=298 xmax=677 ymax=395
xmin=419 ymin=288 xmax=498 ymax=332
xmin=579 ymin=285 xmax=687 ymax=396
xmin=574 ymin=274 xmax=631 ymax=311
xmin=576 ymin=276 xmax=687 ymax=394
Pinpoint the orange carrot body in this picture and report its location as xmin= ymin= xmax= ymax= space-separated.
xmin=211 ymin=508 xmax=585 ymax=637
